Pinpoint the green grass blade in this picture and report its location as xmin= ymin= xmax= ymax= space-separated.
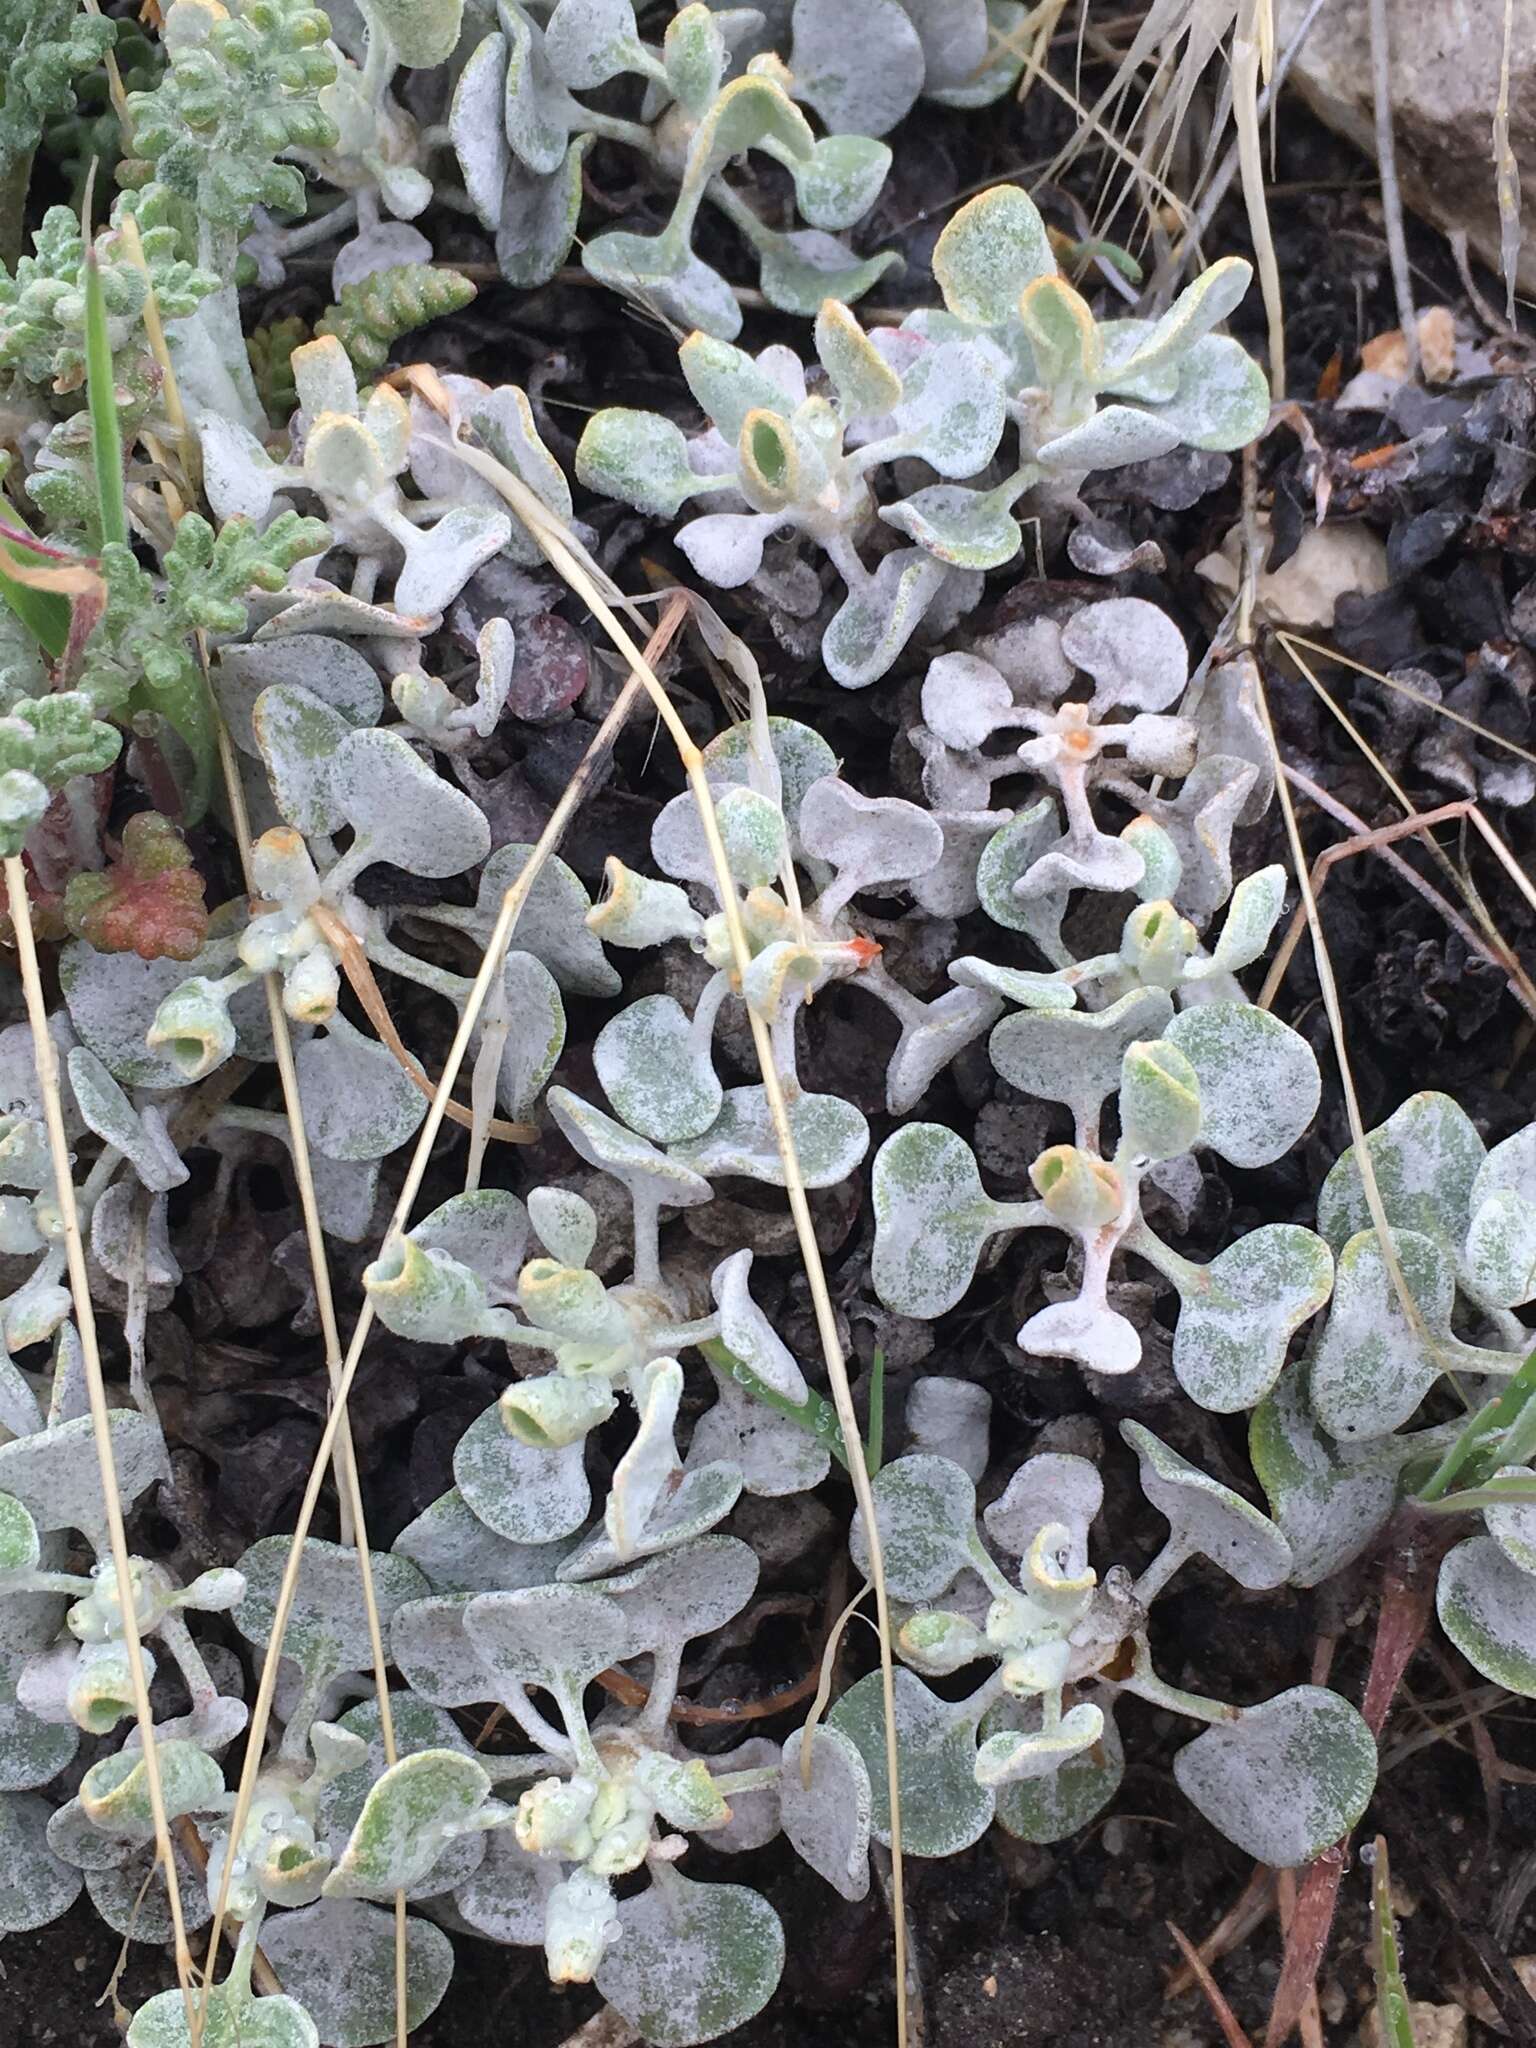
xmin=83 ymin=234 xmax=127 ymax=549
xmin=1415 ymin=1343 xmax=1536 ymax=1502
xmin=1370 ymin=1837 xmax=1419 ymax=2048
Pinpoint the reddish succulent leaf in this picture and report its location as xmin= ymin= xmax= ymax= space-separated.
xmin=508 ymin=612 xmax=590 ymax=724
xmin=63 ymin=811 xmax=210 ymax=963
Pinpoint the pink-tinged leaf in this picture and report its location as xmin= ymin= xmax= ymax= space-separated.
xmin=507 ymin=611 xmax=590 ymax=724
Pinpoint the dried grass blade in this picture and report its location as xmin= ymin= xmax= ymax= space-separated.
xmin=3 ymin=856 xmax=197 ymax=2028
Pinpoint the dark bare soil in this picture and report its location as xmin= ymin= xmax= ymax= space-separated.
xmin=15 ymin=47 xmax=1536 ymax=2048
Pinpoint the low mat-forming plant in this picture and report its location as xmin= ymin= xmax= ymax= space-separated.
xmin=2 ymin=10 xmax=1462 ymax=2045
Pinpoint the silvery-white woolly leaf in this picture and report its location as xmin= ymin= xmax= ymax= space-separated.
xmin=871 ymin=1122 xmax=1014 ymax=1318
xmin=787 ymin=0 xmax=923 ymax=133
xmin=920 ymin=653 xmax=1016 ymax=751
xmin=1316 ymin=1091 xmax=1485 ymax=1257
xmin=984 ymin=1453 xmax=1102 ymax=1570
xmin=689 ymin=1374 xmax=831 ymax=1496
xmin=929 ymin=180 xmax=1055 ymax=324
xmin=823 ymin=550 xmax=950 ymax=690
xmin=778 ymin=1726 xmax=871 ymax=1900
xmin=410 ymin=1190 xmax=529 ymax=1304
xmin=1121 ymin=1421 xmax=1291 ymax=1588
xmin=556 ymin=1462 xmax=742 ymax=1581
xmin=394 ymin=1488 xmax=570 ymax=1595
xmin=1145 ymin=333 xmax=1270 ymax=451
xmin=700 ymin=1736 xmax=781 ymax=1855
xmin=886 ymin=983 xmax=1006 ymax=1116
xmin=790 ymin=133 xmax=891 ymax=232
xmin=1162 ymin=1004 xmax=1320 ymax=1168
xmin=798 ymin=776 xmax=943 ymax=917
xmin=1439 ymin=1534 xmax=1536 ymax=1695
xmin=1483 ymin=1469 xmax=1536 ymax=1575
xmin=985 ymin=1696 xmax=1124 ymax=1844
xmin=1116 ymin=754 xmax=1257 ymax=926
xmin=849 ymin=1454 xmax=977 ymax=1603
xmin=0 ymin=1793 xmax=82 ymax=1931
xmin=453 ymin=1403 xmax=591 ymax=1544
xmin=1248 ymin=1363 xmax=1398 ymax=1589
xmin=882 ymin=479 xmax=1023 ymax=574
xmin=498 ymin=2 xmax=575 ymax=173
xmin=324 ymin=1749 xmax=497 ymax=1899
xmin=975 ymin=1701 xmax=1104 ymax=1785
xmin=710 ymin=1249 xmax=807 ymax=1402
xmin=1017 ymin=1298 xmax=1141 ymax=1377
xmin=47 ymin=1791 xmax=131 ymax=1871
xmin=451 ymin=1825 xmax=552 ymax=1944
xmin=544 ymin=0 xmax=645 ymax=86
xmin=908 ymin=808 xmax=1011 ymax=919
xmin=0 ymin=1411 xmax=168 ymax=1550
xmin=252 ymin=683 xmax=352 ymax=836
xmin=595 ymin=1870 xmax=784 ymax=2048
xmin=599 ymin=1535 xmax=759 ymax=1660
xmin=86 ymin=1834 xmax=209 ymax=1941
xmin=607 ymin=1358 xmax=685 ymax=1559
xmin=215 ymin=639 xmax=383 ymax=762
xmin=459 ymin=845 xmax=619 ymax=996
xmin=1172 ymin=1687 xmax=1376 ymax=1867
xmin=990 ymin=988 xmax=1175 ymax=1131
xmin=1310 ymin=1227 xmax=1454 ymax=1443
xmin=310 ymin=1153 xmax=380 ymax=1243
xmin=549 ymin=1088 xmax=713 ymax=1212
xmin=679 ymin=330 xmax=800 ymax=444
xmin=905 ymin=1376 xmax=991 ymax=1483
xmin=390 ymin=1596 xmax=491 ymax=1707
xmin=451 ymin=31 xmax=511 ymax=223
xmin=1465 ymin=1185 xmax=1536 ymax=1311
xmin=949 ymin=959 xmax=1073 ymax=1016
xmin=594 ymin=996 xmax=722 ymax=1145
xmin=257 ymin=585 xmax=440 ymax=640
xmin=975 ymin=798 xmax=1067 ymax=945
xmin=3 ymin=1262 xmax=72 ymax=1355
xmin=673 ymin=1087 xmax=868 ymax=1189
xmin=678 ymin=512 xmax=786 ymax=589
xmin=491 ymin=949 xmax=566 ymax=1119
xmin=893 ymin=340 xmax=1006 ymax=479
xmin=262 ymin=1900 xmax=454 ymax=2048
xmin=61 ymin=941 xmax=272 ymax=1090
xmin=1162 ymin=1224 xmax=1335 ymax=1413
xmin=576 ymin=408 xmax=711 ymax=518
xmin=1036 ymin=406 xmax=1182 ymax=473
xmin=467 ymin=618 xmax=515 ymax=738
xmin=330 ymin=727 xmax=491 ymax=878
xmin=196 ymin=414 xmax=281 ymax=525
xmin=395 ymin=507 xmax=513 ymax=618
xmin=66 ymin=1049 xmax=187 ymax=1194
xmin=126 ymin=1979 xmax=318 ymax=2048
xmin=0 ymin=1666 xmax=76 ymax=1791
xmin=828 ymin=1667 xmax=993 ymax=1856
xmin=527 ymin=1186 xmax=597 ymax=1270
xmin=464 ymin=1583 xmax=628 ymax=1695
xmin=1200 ymin=864 xmax=1287 ymax=977
xmin=79 ymin=1741 xmax=224 ymax=1840
xmin=701 ymin=715 xmax=840 ymax=835
xmin=234 ymin=1538 xmax=429 ymax=1681
xmin=491 ymin=138 xmax=585 ymax=290
xmin=89 ymin=1181 xmax=179 ymax=1294
xmin=296 ymin=1017 xmax=427 ymax=1162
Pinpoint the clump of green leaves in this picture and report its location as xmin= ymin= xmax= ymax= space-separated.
xmin=315 ymin=263 xmax=477 ymax=375
xmin=64 ymin=812 xmax=209 ymax=963
xmin=0 ymin=694 xmax=119 ymax=857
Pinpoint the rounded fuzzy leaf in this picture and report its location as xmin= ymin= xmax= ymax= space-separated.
xmin=987 ymin=1697 xmax=1124 ymax=1844
xmin=849 ymin=1454 xmax=977 ymax=1602
xmin=390 ymin=1596 xmax=489 ymax=1707
xmin=673 ymin=1086 xmax=868 ymax=1189
xmin=262 ymin=1900 xmax=453 ymax=2048
xmin=1167 ymin=1225 xmax=1335 ymax=1413
xmin=787 ymin=0 xmax=924 ymax=135
xmin=871 ymin=1123 xmax=1006 ymax=1318
xmin=710 ymin=1249 xmax=807 ymax=1403
xmin=595 ymin=995 xmax=722 ymax=1144
xmin=893 ymin=339 xmax=1007 ymax=479
xmin=1310 ymin=1227 xmax=1453 ymax=1443
xmin=0 ymin=1410 xmax=167 ymax=1550
xmin=576 ymin=408 xmax=709 ymax=516
xmin=556 ymin=1462 xmax=742 ymax=1582
xmin=325 ymin=1749 xmax=495 ymax=1899
xmin=1163 ymin=1003 xmax=1320 ymax=1169
xmin=453 ymin=1403 xmax=591 ymax=1544
xmin=233 ymin=1537 xmax=429 ymax=1681
xmin=492 ymin=949 xmax=566 ymax=1119
xmin=394 ymin=1488 xmax=570 ymax=1597
xmin=1248 ymin=1363 xmax=1398 ymax=1589
xmin=1316 ymin=1091 xmax=1485 ymax=1256
xmin=1484 ymin=1467 xmax=1536 ymax=1576
xmin=883 ymin=481 xmax=1022 ymax=572
xmin=990 ymin=987 xmax=1174 ymax=1128
xmin=472 ymin=845 xmax=620 ymax=997
xmin=548 ymin=1087 xmax=713 ymax=1212
xmin=464 ymin=1583 xmax=629 ymax=1694
xmin=297 ymin=1019 xmax=427 ymax=1162
xmin=1438 ymin=1533 xmax=1536 ymax=1695
xmin=931 ymin=183 xmax=1055 ymax=326
xmin=1059 ymin=596 xmax=1189 ymax=715
xmin=778 ymin=1725 xmax=871 ymax=1900
xmin=983 ymin=1452 xmax=1102 ymax=1568
xmin=1122 ymin=1421 xmax=1291 ymax=1588
xmin=816 ymin=300 xmax=901 ymax=418
xmin=128 ymin=1982 xmax=318 ymax=2048
xmin=798 ymin=776 xmax=944 ymax=907
xmin=595 ymin=1870 xmax=784 ymax=2048
xmin=822 ymin=549 xmax=948 ymax=691
xmin=0 ymin=1793 xmax=82 ymax=1932
xmin=827 ymin=1667 xmax=993 ymax=1857
xmin=600 ymin=1535 xmax=759 ymax=1658
xmin=791 ymin=133 xmax=891 ymax=232
xmin=1172 ymin=1686 xmax=1376 ymax=1867
xmin=330 ymin=727 xmax=490 ymax=879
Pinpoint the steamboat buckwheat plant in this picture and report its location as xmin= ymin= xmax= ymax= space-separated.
xmin=1 ymin=3 xmax=1533 ymax=2045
